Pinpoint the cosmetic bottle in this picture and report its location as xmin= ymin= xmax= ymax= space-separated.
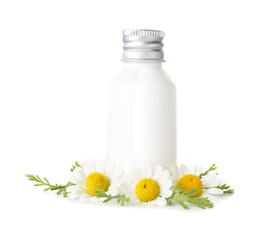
xmin=108 ymin=29 xmax=176 ymax=171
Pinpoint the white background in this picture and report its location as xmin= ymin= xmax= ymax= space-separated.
xmin=0 ymin=0 xmax=266 ymax=239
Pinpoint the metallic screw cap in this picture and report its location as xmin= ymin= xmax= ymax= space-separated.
xmin=122 ymin=29 xmax=165 ymax=62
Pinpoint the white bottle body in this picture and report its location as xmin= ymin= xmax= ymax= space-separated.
xmin=107 ymin=62 xmax=176 ymax=171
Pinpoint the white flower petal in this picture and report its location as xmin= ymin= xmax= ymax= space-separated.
xmin=107 ymin=186 xmax=119 ymax=196
xmin=201 ymin=193 xmax=218 ymax=203
xmin=125 ymin=176 xmax=137 ymax=189
xmin=130 ymin=167 xmax=144 ymax=181
xmin=186 ymin=165 xmax=196 ymax=174
xmin=169 ymin=165 xmax=182 ymax=185
xmin=180 ymin=164 xmax=188 ymax=175
xmin=161 ymin=169 xmax=171 ymax=178
xmin=202 ymin=179 xmax=221 ymax=188
xmin=68 ymin=185 xmax=83 ymax=193
xmin=83 ymin=161 xmax=96 ymax=174
xmin=160 ymin=189 xmax=173 ymax=198
xmin=153 ymin=165 xmax=163 ymax=179
xmin=143 ymin=165 xmax=153 ymax=178
xmin=129 ymin=195 xmax=140 ymax=205
xmin=68 ymin=186 xmax=85 ymax=199
xmin=104 ymin=161 xmax=115 ymax=175
xmin=201 ymin=172 xmax=218 ymax=182
xmin=109 ymin=179 xmax=122 ymax=188
xmin=194 ymin=164 xmax=203 ymax=176
xmin=153 ymin=197 xmax=167 ymax=206
xmin=157 ymin=178 xmax=173 ymax=190
xmin=110 ymin=167 xmax=124 ymax=180
xmin=95 ymin=161 xmax=105 ymax=173
xmin=203 ymin=188 xmax=224 ymax=195
xmin=90 ymin=196 xmax=101 ymax=203
xmin=69 ymin=175 xmax=85 ymax=186
xmin=73 ymin=167 xmax=87 ymax=181
xmin=79 ymin=193 xmax=91 ymax=201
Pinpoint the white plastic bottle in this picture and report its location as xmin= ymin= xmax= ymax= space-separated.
xmin=107 ymin=29 xmax=176 ymax=171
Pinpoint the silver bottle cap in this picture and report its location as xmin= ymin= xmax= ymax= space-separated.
xmin=122 ymin=29 xmax=165 ymax=62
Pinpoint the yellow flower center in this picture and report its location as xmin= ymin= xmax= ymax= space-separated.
xmin=177 ymin=174 xmax=203 ymax=198
xmin=85 ymin=172 xmax=110 ymax=196
xmin=135 ymin=178 xmax=160 ymax=202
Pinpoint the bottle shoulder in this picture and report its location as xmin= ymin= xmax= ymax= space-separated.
xmin=110 ymin=65 xmax=175 ymax=88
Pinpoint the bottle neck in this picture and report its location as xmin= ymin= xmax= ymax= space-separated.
xmin=123 ymin=61 xmax=162 ymax=69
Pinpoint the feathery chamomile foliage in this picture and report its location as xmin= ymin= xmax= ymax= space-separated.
xmin=26 ymin=162 xmax=233 ymax=209
xmin=25 ymin=174 xmax=74 ymax=197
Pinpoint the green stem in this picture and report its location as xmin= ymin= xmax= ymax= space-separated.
xmin=198 ymin=164 xmax=217 ymax=179
xmin=26 ymin=174 xmax=75 ymax=197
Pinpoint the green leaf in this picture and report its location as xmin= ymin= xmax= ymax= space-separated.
xmin=95 ymin=189 xmax=130 ymax=206
xmin=215 ymin=184 xmax=234 ymax=194
xmin=183 ymin=188 xmax=198 ymax=196
xmin=95 ymin=189 xmax=107 ymax=198
xmin=189 ymin=197 xmax=214 ymax=209
xmin=166 ymin=188 xmax=214 ymax=209
xmin=44 ymin=177 xmax=50 ymax=184
xmin=34 ymin=184 xmax=44 ymax=186
xmin=176 ymin=187 xmax=185 ymax=194
xmin=178 ymin=200 xmax=189 ymax=209
xmin=26 ymin=174 xmax=75 ymax=197
xmin=70 ymin=161 xmax=81 ymax=172
xmin=166 ymin=198 xmax=172 ymax=206
xmin=199 ymin=164 xmax=217 ymax=179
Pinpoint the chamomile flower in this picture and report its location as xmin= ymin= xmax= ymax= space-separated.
xmin=122 ymin=165 xmax=173 ymax=206
xmin=169 ymin=164 xmax=224 ymax=202
xmin=68 ymin=160 xmax=123 ymax=202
